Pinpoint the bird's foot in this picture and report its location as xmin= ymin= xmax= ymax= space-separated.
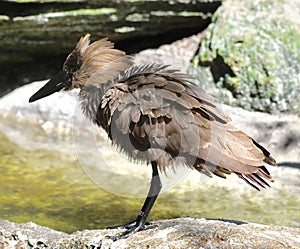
xmin=107 ymin=220 xmax=151 ymax=230
xmin=106 ymin=219 xmax=157 ymax=241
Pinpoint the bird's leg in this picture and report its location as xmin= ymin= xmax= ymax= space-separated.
xmin=106 ymin=161 xmax=162 ymax=241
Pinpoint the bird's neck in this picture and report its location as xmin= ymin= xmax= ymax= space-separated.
xmin=78 ymin=84 xmax=104 ymax=124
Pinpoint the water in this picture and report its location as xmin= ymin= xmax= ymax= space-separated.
xmin=0 ymin=130 xmax=299 ymax=234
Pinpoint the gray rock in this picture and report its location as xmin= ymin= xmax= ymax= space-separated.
xmin=0 ymin=220 xmax=66 ymax=248
xmin=1 ymin=218 xmax=300 ymax=249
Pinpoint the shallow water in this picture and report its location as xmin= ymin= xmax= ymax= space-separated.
xmin=0 ymin=130 xmax=299 ymax=234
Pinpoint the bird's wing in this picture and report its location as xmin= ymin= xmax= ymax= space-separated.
xmin=97 ymin=65 xmax=275 ymax=188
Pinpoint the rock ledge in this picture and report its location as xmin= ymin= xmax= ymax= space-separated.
xmin=1 ymin=218 xmax=300 ymax=249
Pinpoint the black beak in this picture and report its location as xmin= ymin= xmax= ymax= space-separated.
xmin=29 ymin=70 xmax=70 ymax=103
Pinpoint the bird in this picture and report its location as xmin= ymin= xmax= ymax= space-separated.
xmin=29 ymin=34 xmax=276 ymax=241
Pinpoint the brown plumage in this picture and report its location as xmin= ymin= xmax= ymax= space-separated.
xmin=29 ymin=34 xmax=276 ymax=240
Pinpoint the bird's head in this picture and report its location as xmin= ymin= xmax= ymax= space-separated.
xmin=29 ymin=33 xmax=132 ymax=103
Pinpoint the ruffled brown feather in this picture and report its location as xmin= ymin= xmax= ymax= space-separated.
xmin=68 ymin=34 xmax=276 ymax=191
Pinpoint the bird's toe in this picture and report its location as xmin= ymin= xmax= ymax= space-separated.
xmin=106 ymin=222 xmax=157 ymax=241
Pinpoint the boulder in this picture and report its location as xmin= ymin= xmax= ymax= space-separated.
xmin=1 ymin=218 xmax=300 ymax=249
xmin=194 ymin=0 xmax=300 ymax=112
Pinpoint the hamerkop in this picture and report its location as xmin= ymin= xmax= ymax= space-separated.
xmin=29 ymin=34 xmax=276 ymax=240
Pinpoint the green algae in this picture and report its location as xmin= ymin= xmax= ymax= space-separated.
xmin=13 ymin=8 xmax=117 ymax=21
xmin=114 ymin=26 xmax=136 ymax=34
xmin=0 ymin=130 xmax=299 ymax=234
xmin=125 ymin=13 xmax=150 ymax=22
xmin=0 ymin=15 xmax=9 ymax=21
xmin=196 ymin=0 xmax=300 ymax=112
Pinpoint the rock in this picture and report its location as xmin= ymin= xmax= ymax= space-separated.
xmin=1 ymin=0 xmax=219 ymax=56
xmin=221 ymin=105 xmax=300 ymax=163
xmin=0 ymin=0 xmax=222 ymax=95
xmin=134 ymin=32 xmax=206 ymax=71
xmin=0 ymin=220 xmax=66 ymax=248
xmin=1 ymin=218 xmax=300 ymax=249
xmin=194 ymin=0 xmax=300 ymax=112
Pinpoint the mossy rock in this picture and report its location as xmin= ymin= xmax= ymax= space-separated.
xmin=0 ymin=0 xmax=222 ymax=96
xmin=192 ymin=0 xmax=300 ymax=113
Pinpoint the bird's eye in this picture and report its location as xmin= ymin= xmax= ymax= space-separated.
xmin=63 ymin=50 xmax=82 ymax=74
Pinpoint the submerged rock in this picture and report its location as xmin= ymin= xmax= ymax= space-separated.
xmin=0 ymin=218 xmax=299 ymax=249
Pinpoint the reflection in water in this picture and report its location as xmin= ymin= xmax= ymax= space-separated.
xmin=0 ymin=131 xmax=299 ymax=233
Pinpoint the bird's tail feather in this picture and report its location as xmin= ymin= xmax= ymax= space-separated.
xmin=236 ymin=166 xmax=274 ymax=191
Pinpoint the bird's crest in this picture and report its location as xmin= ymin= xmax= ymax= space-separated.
xmin=64 ymin=34 xmax=133 ymax=88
